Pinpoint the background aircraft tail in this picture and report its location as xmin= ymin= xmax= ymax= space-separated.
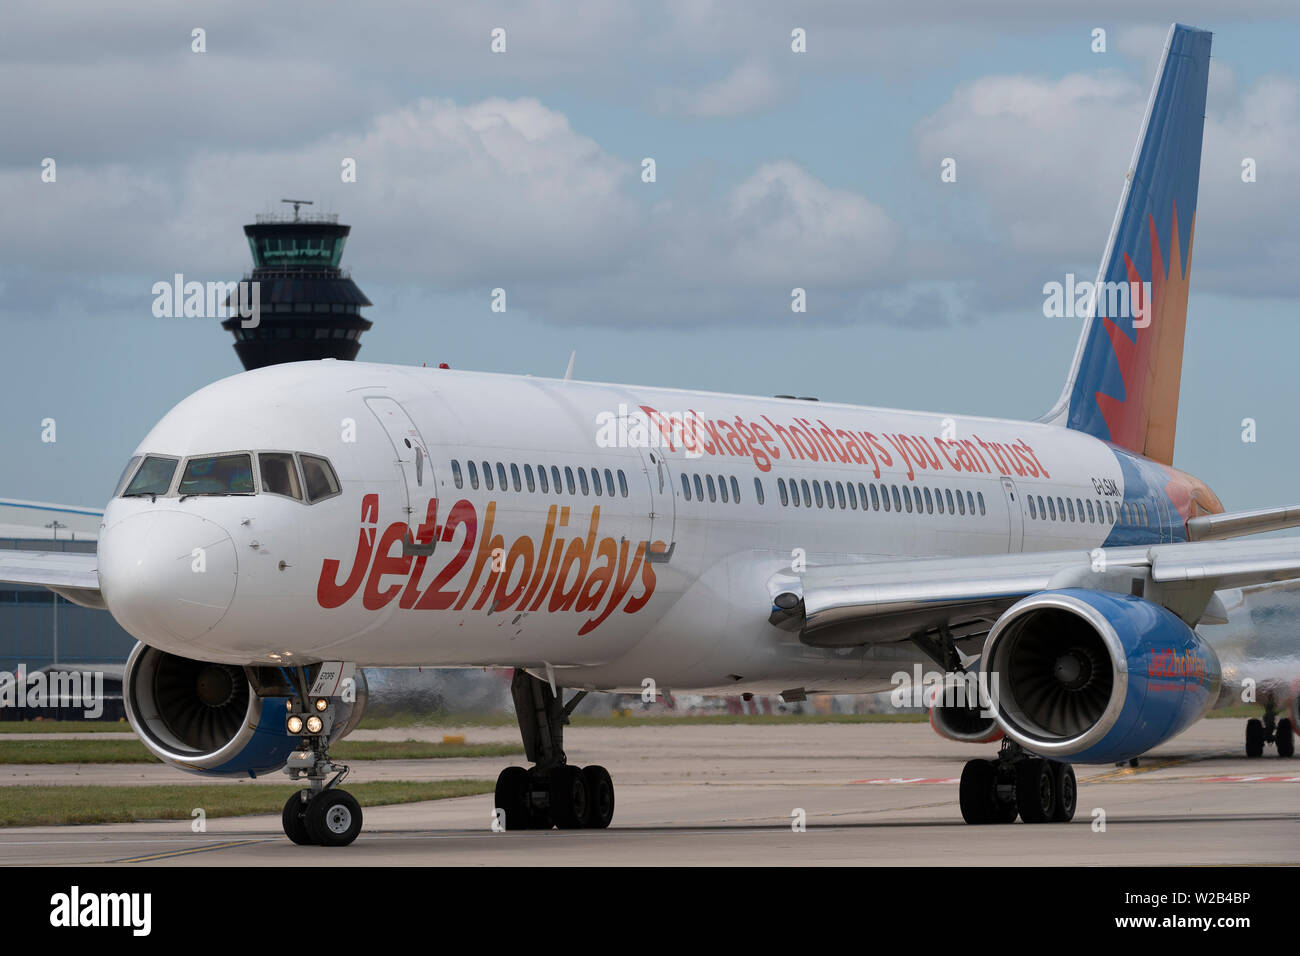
xmin=1040 ymin=23 xmax=1212 ymax=466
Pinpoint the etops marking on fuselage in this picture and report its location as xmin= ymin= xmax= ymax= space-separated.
xmin=317 ymin=494 xmax=661 ymax=635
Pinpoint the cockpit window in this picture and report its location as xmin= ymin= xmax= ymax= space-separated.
xmin=178 ymin=454 xmax=255 ymax=496
xmin=114 ymin=456 xmax=142 ymax=497
xmin=299 ymin=455 xmax=340 ymax=502
xmin=259 ymin=453 xmax=303 ymax=501
xmin=122 ymin=456 xmax=178 ymax=497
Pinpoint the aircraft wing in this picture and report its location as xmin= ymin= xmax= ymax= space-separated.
xmin=0 ymin=550 xmax=104 ymax=609
xmin=769 ymin=530 xmax=1300 ymax=651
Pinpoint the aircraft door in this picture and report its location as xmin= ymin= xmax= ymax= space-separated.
xmin=631 ymin=437 xmax=676 ymax=561
xmin=1000 ymin=476 xmax=1024 ymax=553
xmin=365 ymin=396 xmax=437 ymax=532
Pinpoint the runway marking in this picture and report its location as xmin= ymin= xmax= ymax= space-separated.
xmin=110 ymin=839 xmax=271 ymax=863
xmin=1201 ymin=775 xmax=1300 ymax=783
xmin=850 ymin=777 xmax=959 ymax=785
xmin=1083 ymin=756 xmax=1192 ymax=781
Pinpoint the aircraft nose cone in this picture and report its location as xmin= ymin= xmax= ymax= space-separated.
xmin=100 ymin=511 xmax=238 ymax=644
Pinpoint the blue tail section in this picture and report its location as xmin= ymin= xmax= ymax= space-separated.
xmin=1045 ymin=24 xmax=1212 ymax=466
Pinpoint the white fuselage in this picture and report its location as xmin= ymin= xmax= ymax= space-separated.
xmin=97 ymin=360 xmax=1185 ymax=695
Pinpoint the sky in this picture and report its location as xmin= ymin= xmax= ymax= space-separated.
xmin=1 ymin=0 xmax=1298 ymax=511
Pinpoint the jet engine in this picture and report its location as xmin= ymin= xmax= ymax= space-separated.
xmin=982 ymin=588 xmax=1220 ymax=764
xmin=929 ymin=700 xmax=1003 ymax=744
xmin=123 ymin=643 xmax=367 ymax=776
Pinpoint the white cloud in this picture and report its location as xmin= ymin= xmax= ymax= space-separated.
xmin=655 ymin=61 xmax=786 ymax=117
xmin=914 ymin=63 xmax=1300 ymax=298
xmin=0 ymin=97 xmax=917 ymax=327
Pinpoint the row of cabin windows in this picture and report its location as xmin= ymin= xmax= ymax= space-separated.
xmin=681 ymin=473 xmax=765 ymax=505
xmin=449 ymin=460 xmax=630 ymax=499
xmin=779 ymin=478 xmax=985 ymax=517
xmin=1028 ymin=494 xmax=1149 ymax=527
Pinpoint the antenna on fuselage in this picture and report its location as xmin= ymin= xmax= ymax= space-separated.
xmin=563 ymin=351 xmax=576 ymax=381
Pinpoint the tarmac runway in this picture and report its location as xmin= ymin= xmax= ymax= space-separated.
xmin=1 ymin=719 xmax=1296 ymax=865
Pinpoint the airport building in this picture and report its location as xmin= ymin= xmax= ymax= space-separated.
xmin=0 ymin=501 xmax=134 ymax=671
xmin=221 ymin=200 xmax=374 ymax=370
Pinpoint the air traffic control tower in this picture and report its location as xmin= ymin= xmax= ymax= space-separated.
xmin=221 ymin=199 xmax=373 ymax=369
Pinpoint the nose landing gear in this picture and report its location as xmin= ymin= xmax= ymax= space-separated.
xmin=276 ymin=666 xmax=362 ymax=847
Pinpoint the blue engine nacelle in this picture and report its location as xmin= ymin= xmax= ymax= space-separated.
xmin=981 ymin=588 xmax=1221 ymax=764
xmin=123 ymin=643 xmax=365 ymax=777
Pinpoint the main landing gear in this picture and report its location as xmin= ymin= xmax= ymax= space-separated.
xmin=494 ymin=670 xmax=616 ymax=831
xmin=959 ymin=740 xmax=1077 ymax=825
xmin=277 ymin=666 xmax=362 ymax=847
xmin=1245 ymin=695 xmax=1294 ymax=758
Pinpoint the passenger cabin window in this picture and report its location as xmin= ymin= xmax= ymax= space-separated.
xmin=511 ymin=463 xmax=522 ymax=492
xmin=300 ymin=455 xmax=341 ymax=502
xmin=482 ymin=462 xmax=494 ymax=490
xmin=525 ymin=465 xmax=536 ymax=492
xmin=693 ymin=474 xmax=704 ymax=501
xmin=468 ymin=461 xmax=480 ymax=490
xmin=731 ymin=476 xmax=741 ymax=503
xmin=259 ymin=453 xmax=303 ymax=501
xmin=754 ymin=477 xmax=765 ymax=505
xmin=552 ymin=466 xmax=563 ymax=492
xmin=682 ymin=474 xmax=692 ymax=500
xmin=451 ymin=460 xmax=464 ymax=489
xmin=179 ymin=454 xmax=254 ymax=496
xmin=122 ymin=456 xmax=178 ymax=497
xmin=537 ymin=465 xmax=549 ymax=493
xmin=618 ymin=470 xmax=628 ymax=497
xmin=778 ymin=478 xmax=789 ymax=507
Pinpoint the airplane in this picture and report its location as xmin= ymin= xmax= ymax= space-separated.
xmin=3 ymin=22 xmax=1299 ymax=846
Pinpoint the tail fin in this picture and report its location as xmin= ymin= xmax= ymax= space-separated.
xmin=1041 ymin=23 xmax=1212 ymax=466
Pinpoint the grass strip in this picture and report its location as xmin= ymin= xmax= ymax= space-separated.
xmin=0 ymin=779 xmax=494 ymax=827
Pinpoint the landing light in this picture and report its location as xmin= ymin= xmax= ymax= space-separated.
xmin=287 ymin=715 xmax=304 ymax=734
xmin=306 ymin=715 xmax=323 ymax=734
xmin=314 ymin=698 xmax=328 ymax=712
